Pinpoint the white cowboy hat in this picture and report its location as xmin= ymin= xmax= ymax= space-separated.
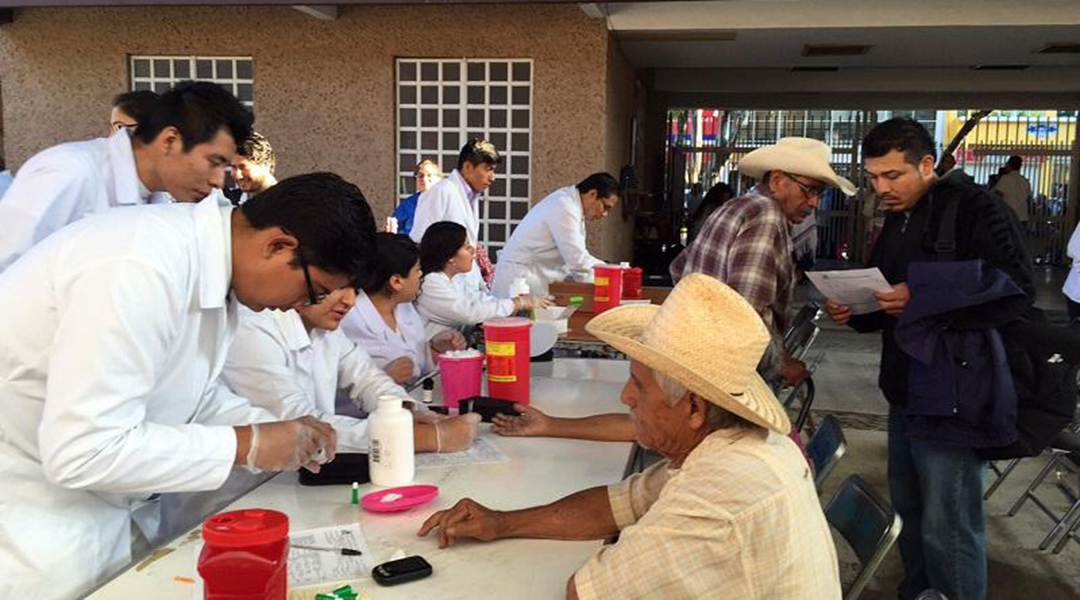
xmin=739 ymin=137 xmax=856 ymax=196
xmin=585 ymin=274 xmax=790 ymax=434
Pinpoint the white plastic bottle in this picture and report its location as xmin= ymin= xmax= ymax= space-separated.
xmin=368 ymin=396 xmax=415 ymax=486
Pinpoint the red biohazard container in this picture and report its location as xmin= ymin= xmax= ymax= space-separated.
xmin=592 ymin=265 xmax=625 ymax=314
xmin=482 ymin=317 xmax=532 ymax=405
xmin=198 ymin=509 xmax=289 ymax=600
xmin=622 ymin=267 xmax=643 ymax=299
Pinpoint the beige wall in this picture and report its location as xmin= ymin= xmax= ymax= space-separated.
xmin=0 ymin=4 xmax=634 ymax=260
xmin=593 ymin=36 xmax=635 ymax=262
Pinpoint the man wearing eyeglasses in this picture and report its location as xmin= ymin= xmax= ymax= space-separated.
xmin=0 ymin=172 xmax=376 ymax=600
xmin=671 ymin=137 xmax=855 ymax=387
xmin=492 ymin=172 xmax=621 ymax=297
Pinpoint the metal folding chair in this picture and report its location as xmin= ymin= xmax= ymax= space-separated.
xmin=807 ymin=414 xmax=847 ymax=490
xmin=1005 ymin=428 xmax=1080 ymax=551
xmin=784 ymin=301 xmax=822 ymax=361
xmin=826 ymin=474 xmax=903 ymax=600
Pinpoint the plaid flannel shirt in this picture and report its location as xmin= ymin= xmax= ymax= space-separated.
xmin=670 ymin=184 xmax=794 ymax=342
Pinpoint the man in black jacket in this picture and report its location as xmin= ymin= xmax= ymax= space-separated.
xmin=825 ymin=118 xmax=1034 ymax=600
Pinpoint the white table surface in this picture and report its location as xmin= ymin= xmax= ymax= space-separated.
xmin=88 ymin=359 xmax=632 ymax=600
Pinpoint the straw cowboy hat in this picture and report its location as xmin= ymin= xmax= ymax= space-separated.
xmin=585 ymin=274 xmax=790 ymax=434
xmin=739 ymin=137 xmax=856 ymax=196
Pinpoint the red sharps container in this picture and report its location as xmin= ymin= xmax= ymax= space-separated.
xmin=483 ymin=317 xmax=532 ymax=405
xmin=198 ymin=509 xmax=289 ymax=600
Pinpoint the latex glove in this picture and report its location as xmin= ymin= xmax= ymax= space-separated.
xmin=430 ymin=330 xmax=467 ymax=354
xmin=491 ymin=404 xmax=552 ymax=437
xmin=384 ymin=356 xmax=415 ymax=385
xmin=434 ymin=413 xmax=481 ymax=452
xmin=514 ymin=294 xmax=555 ymax=312
xmin=245 ymin=416 xmax=336 ymax=474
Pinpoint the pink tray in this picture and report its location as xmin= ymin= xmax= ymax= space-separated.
xmin=361 ymin=485 xmax=439 ymax=513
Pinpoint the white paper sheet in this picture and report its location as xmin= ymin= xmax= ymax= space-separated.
xmin=806 ymin=268 xmax=893 ymax=315
xmin=288 ymin=524 xmax=375 ymax=588
xmin=414 ymin=436 xmax=508 ymax=470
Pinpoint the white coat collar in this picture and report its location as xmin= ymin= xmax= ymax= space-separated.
xmin=272 ymin=309 xmax=314 ymax=352
xmin=108 ymin=128 xmax=151 ymax=205
xmin=193 ymin=193 xmax=235 ymax=309
xmin=563 ymin=185 xmax=585 ymax=219
xmin=450 ymin=169 xmax=481 ymax=204
xmin=355 ymin=291 xmax=395 ymax=341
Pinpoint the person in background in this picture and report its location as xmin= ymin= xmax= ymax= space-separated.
xmin=109 ymin=90 xmax=158 ymax=133
xmin=0 ymin=172 xmax=372 ymax=600
xmin=492 ymin=172 xmax=620 ymax=297
xmin=226 ymin=131 xmax=277 ymax=206
xmin=1064 ymin=223 xmax=1080 ymax=322
xmin=686 ymin=181 xmax=734 ymax=244
xmin=416 ymin=221 xmax=550 ymax=340
xmin=0 ymin=81 xmax=251 ymax=274
xmin=410 ymin=139 xmax=501 ymax=289
xmin=342 ymin=233 xmax=466 ymax=385
xmin=420 ymin=275 xmax=841 ymax=600
xmin=993 ymin=155 xmax=1033 ymax=225
xmin=224 ymin=287 xmax=479 ymax=455
xmin=391 ymin=159 xmax=442 ymax=236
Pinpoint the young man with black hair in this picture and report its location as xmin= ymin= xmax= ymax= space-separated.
xmin=492 ymin=172 xmax=621 ymax=297
xmin=110 ymin=90 xmax=159 ymax=133
xmin=227 ymin=131 xmax=278 ymax=205
xmin=0 ymin=172 xmax=374 ymax=600
xmin=824 ymin=118 xmax=1034 ymax=600
xmin=0 ymin=80 xmax=253 ymax=273
xmin=409 ymin=139 xmax=501 ymax=289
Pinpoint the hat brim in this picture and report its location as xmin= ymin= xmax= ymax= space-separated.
xmin=586 ymin=304 xmax=792 ymax=435
xmin=740 ymin=146 xmax=857 ymax=196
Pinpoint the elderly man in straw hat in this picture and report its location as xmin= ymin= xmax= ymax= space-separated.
xmin=672 ymin=137 xmax=855 ymax=386
xmin=419 ymin=275 xmax=841 ymax=600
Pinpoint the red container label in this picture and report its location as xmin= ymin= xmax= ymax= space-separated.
xmin=487 ymin=341 xmax=517 ymax=383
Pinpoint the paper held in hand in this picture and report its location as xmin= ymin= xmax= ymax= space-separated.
xmin=806 ymin=268 xmax=893 ymax=315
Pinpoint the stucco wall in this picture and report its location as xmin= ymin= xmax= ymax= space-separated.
xmin=596 ymin=36 xmax=636 ymax=262
xmin=0 ymin=4 xmax=631 ymax=237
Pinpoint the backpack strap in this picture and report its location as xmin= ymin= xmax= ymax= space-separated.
xmin=932 ymin=190 xmax=960 ymax=262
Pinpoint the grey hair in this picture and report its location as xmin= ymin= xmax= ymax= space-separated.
xmin=654 ymin=370 xmax=751 ymax=430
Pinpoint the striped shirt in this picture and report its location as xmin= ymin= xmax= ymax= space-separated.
xmin=574 ymin=427 xmax=841 ymax=600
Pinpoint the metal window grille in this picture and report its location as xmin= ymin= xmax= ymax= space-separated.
xmin=130 ymin=56 xmax=254 ymax=107
xmin=396 ymin=58 xmax=533 ymax=251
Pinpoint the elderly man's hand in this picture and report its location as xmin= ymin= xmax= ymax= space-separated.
xmin=876 ymin=283 xmax=910 ymax=317
xmin=430 ymin=330 xmax=467 ymax=355
xmin=418 ymin=498 xmax=504 ymax=548
xmin=492 ymin=404 xmax=552 ymax=437
xmin=780 ymin=357 xmax=809 ymax=388
xmin=384 ymin=356 xmax=415 ymax=384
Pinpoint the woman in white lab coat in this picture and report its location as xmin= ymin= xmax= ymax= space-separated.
xmin=341 ymin=233 xmax=465 ymax=385
xmin=416 ymin=222 xmax=550 ymax=339
xmin=223 ymin=287 xmax=479 ymax=455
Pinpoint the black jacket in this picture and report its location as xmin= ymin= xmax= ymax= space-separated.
xmin=849 ymin=171 xmax=1035 ymax=407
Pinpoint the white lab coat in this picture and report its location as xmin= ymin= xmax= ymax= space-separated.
xmin=409 ymin=170 xmax=485 ymax=292
xmin=223 ymin=308 xmax=409 ymax=453
xmin=0 ymin=170 xmax=13 ymax=199
xmin=0 ymin=129 xmax=169 ymax=273
xmin=993 ymin=170 xmax=1032 ymax=222
xmin=1063 ymin=225 xmax=1080 ymax=304
xmin=340 ymin=292 xmax=434 ymax=384
xmin=416 ymin=271 xmax=516 ymax=339
xmin=0 ymin=196 xmax=277 ymax=600
xmin=492 ymin=186 xmax=602 ymax=297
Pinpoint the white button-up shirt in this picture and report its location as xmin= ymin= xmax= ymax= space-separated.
xmin=223 ymin=308 xmax=410 ymax=453
xmin=416 ymin=271 xmax=516 ymax=339
xmin=492 ymin=185 xmax=603 ymax=297
xmin=340 ymin=292 xmax=434 ymax=384
xmin=0 ymin=129 xmax=169 ymax=273
xmin=409 ymin=169 xmax=485 ymax=292
xmin=0 ymin=195 xmax=275 ymax=600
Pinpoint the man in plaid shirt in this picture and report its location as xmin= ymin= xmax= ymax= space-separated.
xmin=671 ymin=137 xmax=855 ymax=385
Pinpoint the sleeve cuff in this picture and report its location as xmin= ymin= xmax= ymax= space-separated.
xmin=606 ymin=480 xmax=637 ymax=530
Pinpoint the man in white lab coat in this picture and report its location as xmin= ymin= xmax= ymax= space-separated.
xmin=0 ymin=80 xmax=251 ymax=273
xmin=409 ymin=138 xmax=501 ymax=291
xmin=0 ymin=172 xmax=375 ymax=600
xmin=492 ymin=172 xmax=620 ymax=297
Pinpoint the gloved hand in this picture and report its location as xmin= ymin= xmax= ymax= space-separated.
xmin=244 ymin=416 xmax=337 ymax=474
xmin=434 ymin=413 xmax=481 ymax=452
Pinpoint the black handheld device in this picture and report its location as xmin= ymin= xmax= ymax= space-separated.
xmin=372 ymin=555 xmax=433 ymax=586
xmin=458 ymin=396 xmax=519 ymax=422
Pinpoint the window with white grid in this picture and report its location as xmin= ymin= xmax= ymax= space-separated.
xmin=396 ymin=58 xmax=533 ymax=252
xmin=130 ymin=56 xmax=254 ymax=107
